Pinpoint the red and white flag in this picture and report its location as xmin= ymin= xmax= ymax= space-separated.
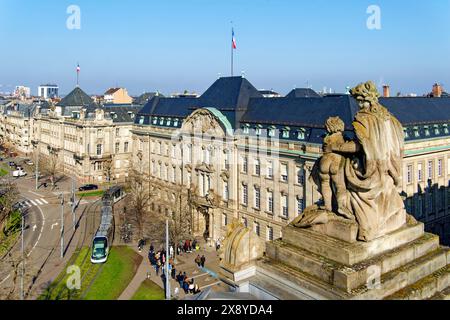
xmin=76 ymin=63 xmax=80 ymax=73
xmin=232 ymin=28 xmax=237 ymax=49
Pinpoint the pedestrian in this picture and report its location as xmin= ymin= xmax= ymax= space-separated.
xmin=200 ymin=255 xmax=206 ymax=268
xmin=155 ymin=260 xmax=160 ymax=276
xmin=193 ymin=283 xmax=201 ymax=294
xmin=150 ymin=243 xmax=154 ymax=253
xmin=189 ymin=279 xmax=195 ymax=294
xmin=169 ymin=245 xmax=174 ymax=258
xmin=216 ymin=239 xmax=221 ymax=251
xmin=196 ymin=243 xmax=200 ymax=251
xmin=177 ymin=272 xmax=183 ymax=287
xmin=171 ymin=265 xmax=176 ymax=280
xmin=195 ymin=255 xmax=201 ymax=267
xmin=183 ymin=279 xmax=189 ymax=294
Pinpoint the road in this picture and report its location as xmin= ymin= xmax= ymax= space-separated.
xmin=0 ymin=155 xmax=93 ymax=299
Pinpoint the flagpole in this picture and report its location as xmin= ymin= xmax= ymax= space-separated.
xmin=231 ymin=28 xmax=234 ymax=77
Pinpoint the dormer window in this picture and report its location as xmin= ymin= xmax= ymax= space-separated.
xmin=297 ymin=128 xmax=306 ymax=140
xmin=424 ymin=126 xmax=430 ymax=136
xmin=139 ymin=116 xmax=144 ymax=125
xmin=242 ymin=124 xmax=250 ymax=134
xmin=413 ymin=127 xmax=420 ymax=138
xmin=434 ymin=125 xmax=440 ymax=135
xmin=444 ymin=124 xmax=449 ymax=134
xmin=282 ymin=127 xmax=290 ymax=139
xmin=403 ymin=127 xmax=409 ymax=139
xmin=128 ymin=111 xmax=135 ymax=119
xmin=255 ymin=125 xmax=262 ymax=136
xmin=159 ymin=117 xmax=164 ymax=125
xmin=166 ymin=118 xmax=171 ymax=126
xmin=173 ymin=118 xmax=179 ymax=127
xmin=152 ymin=117 xmax=157 ymax=125
xmin=268 ymin=126 xmax=276 ymax=137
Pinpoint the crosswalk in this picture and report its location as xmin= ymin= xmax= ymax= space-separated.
xmin=23 ymin=198 xmax=49 ymax=207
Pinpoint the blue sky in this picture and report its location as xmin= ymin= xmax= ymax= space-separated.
xmin=0 ymin=0 xmax=449 ymax=96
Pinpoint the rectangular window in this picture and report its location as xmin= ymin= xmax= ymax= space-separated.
xmin=171 ymin=145 xmax=176 ymax=159
xmin=418 ymin=163 xmax=423 ymax=182
xmin=115 ymin=142 xmax=120 ymax=154
xmin=281 ymin=194 xmax=288 ymax=218
xmin=407 ymin=165 xmax=413 ymax=184
xmin=267 ymin=161 xmax=273 ymax=179
xmin=428 ymin=160 xmax=434 ymax=180
xmin=297 ymin=167 xmax=304 ymax=185
xmin=254 ymin=222 xmax=260 ymax=236
xmin=267 ymin=226 xmax=273 ymax=241
xmin=438 ymin=159 xmax=443 ymax=177
xmin=223 ymin=181 xmax=229 ymax=201
xmin=124 ymin=142 xmax=129 ymax=153
xmin=254 ymin=158 xmax=260 ymax=176
xmin=242 ymin=156 xmax=248 ymax=174
xmin=281 ymin=163 xmax=288 ymax=182
xmin=297 ymin=197 xmax=304 ymax=215
xmin=242 ymin=217 xmax=248 ymax=228
xmin=254 ymin=186 xmax=261 ymax=209
xmin=96 ymin=144 xmax=102 ymax=156
xmin=116 ymin=128 xmax=120 ymax=136
xmin=267 ymin=191 xmax=274 ymax=213
xmin=224 ymin=151 xmax=230 ymax=170
xmin=170 ymin=167 xmax=176 ymax=183
xmin=222 ymin=213 xmax=228 ymax=226
xmin=242 ymin=184 xmax=248 ymax=206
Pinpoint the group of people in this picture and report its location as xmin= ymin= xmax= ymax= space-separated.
xmin=177 ymin=239 xmax=199 ymax=254
xmin=175 ymin=272 xmax=201 ymax=295
xmin=194 ymin=254 xmax=206 ymax=268
xmin=148 ymin=244 xmax=175 ymax=278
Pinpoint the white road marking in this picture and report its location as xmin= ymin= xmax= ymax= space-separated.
xmin=33 ymin=225 xmax=37 ymax=232
xmin=35 ymin=199 xmax=43 ymax=205
xmin=51 ymin=222 xmax=58 ymax=230
xmin=199 ymin=281 xmax=221 ymax=290
xmin=27 ymin=199 xmax=45 ymax=257
xmin=40 ymin=198 xmax=48 ymax=204
xmin=29 ymin=199 xmax=37 ymax=206
xmin=0 ymin=274 xmax=11 ymax=286
xmin=29 ymin=191 xmax=41 ymax=197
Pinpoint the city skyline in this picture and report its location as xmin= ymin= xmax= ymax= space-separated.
xmin=0 ymin=0 xmax=449 ymax=95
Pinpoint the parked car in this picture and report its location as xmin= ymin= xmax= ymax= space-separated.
xmin=79 ymin=184 xmax=99 ymax=191
xmin=25 ymin=160 xmax=34 ymax=166
xmin=13 ymin=169 xmax=27 ymax=177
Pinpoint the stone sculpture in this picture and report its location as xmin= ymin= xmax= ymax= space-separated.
xmin=292 ymin=81 xmax=407 ymax=242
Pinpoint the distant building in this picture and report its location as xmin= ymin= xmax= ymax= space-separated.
xmin=133 ymin=92 xmax=163 ymax=105
xmin=104 ymin=88 xmax=132 ymax=104
xmin=14 ymin=86 xmax=31 ymax=99
xmin=38 ymin=84 xmax=59 ymax=99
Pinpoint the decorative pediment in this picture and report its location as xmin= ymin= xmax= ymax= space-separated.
xmin=195 ymin=162 xmax=215 ymax=173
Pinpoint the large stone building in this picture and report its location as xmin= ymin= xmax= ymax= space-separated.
xmin=132 ymin=76 xmax=450 ymax=246
xmin=33 ymin=86 xmax=140 ymax=183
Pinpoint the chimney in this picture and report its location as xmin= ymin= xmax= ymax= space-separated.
xmin=383 ymin=85 xmax=390 ymax=98
xmin=432 ymin=83 xmax=442 ymax=97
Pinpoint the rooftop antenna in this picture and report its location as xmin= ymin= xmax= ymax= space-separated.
xmin=241 ymin=70 xmax=245 ymax=78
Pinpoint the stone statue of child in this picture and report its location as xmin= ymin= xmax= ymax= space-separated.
xmin=319 ymin=117 xmax=354 ymax=220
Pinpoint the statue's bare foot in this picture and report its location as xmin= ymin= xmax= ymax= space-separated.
xmin=337 ymin=207 xmax=355 ymax=221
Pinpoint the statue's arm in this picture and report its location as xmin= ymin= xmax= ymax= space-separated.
xmin=331 ymin=140 xmax=362 ymax=154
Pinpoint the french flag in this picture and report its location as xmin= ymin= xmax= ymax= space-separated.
xmin=232 ymin=28 xmax=237 ymax=49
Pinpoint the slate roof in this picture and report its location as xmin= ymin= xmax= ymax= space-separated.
xmin=285 ymin=88 xmax=321 ymax=98
xmin=103 ymin=105 xmax=142 ymax=123
xmin=135 ymin=76 xmax=450 ymax=143
xmin=57 ymin=86 xmax=93 ymax=107
xmin=198 ymin=76 xmax=262 ymax=111
xmin=133 ymin=92 xmax=161 ymax=105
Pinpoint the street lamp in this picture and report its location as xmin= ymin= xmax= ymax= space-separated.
xmin=59 ymin=193 xmax=65 ymax=258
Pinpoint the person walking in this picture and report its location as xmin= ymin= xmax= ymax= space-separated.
xmin=200 ymin=255 xmax=206 ymax=268
xmin=169 ymin=245 xmax=174 ymax=258
xmin=195 ymin=255 xmax=201 ymax=267
xmin=155 ymin=260 xmax=160 ymax=276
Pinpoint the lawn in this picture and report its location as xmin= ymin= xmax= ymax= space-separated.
xmin=131 ymin=279 xmax=165 ymax=300
xmin=76 ymin=190 xmax=104 ymax=198
xmin=0 ymin=210 xmax=21 ymax=257
xmin=83 ymin=246 xmax=142 ymax=300
xmin=39 ymin=246 xmax=141 ymax=300
xmin=0 ymin=167 xmax=8 ymax=177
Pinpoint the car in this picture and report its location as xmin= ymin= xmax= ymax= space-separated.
xmin=8 ymin=161 xmax=16 ymax=167
xmin=12 ymin=200 xmax=28 ymax=212
xmin=13 ymin=169 xmax=27 ymax=177
xmin=79 ymin=184 xmax=99 ymax=191
xmin=25 ymin=160 xmax=34 ymax=166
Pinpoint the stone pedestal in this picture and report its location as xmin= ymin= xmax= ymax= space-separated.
xmin=223 ymin=215 xmax=450 ymax=300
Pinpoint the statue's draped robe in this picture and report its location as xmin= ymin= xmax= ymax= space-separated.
xmin=344 ymin=107 xmax=406 ymax=241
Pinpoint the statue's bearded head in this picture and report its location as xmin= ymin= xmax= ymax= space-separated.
xmin=350 ymin=81 xmax=380 ymax=109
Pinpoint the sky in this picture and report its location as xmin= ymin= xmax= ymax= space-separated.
xmin=0 ymin=0 xmax=449 ymax=96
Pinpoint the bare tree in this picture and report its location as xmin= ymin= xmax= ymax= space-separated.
xmin=0 ymin=178 xmax=19 ymax=233
xmin=168 ymin=186 xmax=193 ymax=246
xmin=41 ymin=149 xmax=60 ymax=188
xmin=103 ymin=159 xmax=113 ymax=185
xmin=126 ymin=168 xmax=152 ymax=240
